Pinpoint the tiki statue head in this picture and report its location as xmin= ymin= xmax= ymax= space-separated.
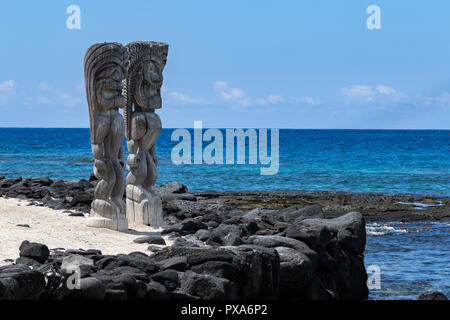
xmin=84 ymin=43 xmax=128 ymax=138
xmin=125 ymin=41 xmax=168 ymax=111
xmin=84 ymin=42 xmax=127 ymax=142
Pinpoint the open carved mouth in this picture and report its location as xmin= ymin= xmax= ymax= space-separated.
xmin=145 ymin=80 xmax=162 ymax=90
xmin=102 ymin=87 xmax=122 ymax=99
xmin=141 ymin=81 xmax=161 ymax=95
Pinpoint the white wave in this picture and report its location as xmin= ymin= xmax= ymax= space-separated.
xmin=366 ymin=223 xmax=408 ymax=236
xmin=396 ymin=201 xmax=444 ymax=208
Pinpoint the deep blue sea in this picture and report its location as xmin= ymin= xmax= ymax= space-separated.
xmin=0 ymin=128 xmax=449 ymax=299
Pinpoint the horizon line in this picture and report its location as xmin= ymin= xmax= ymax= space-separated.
xmin=0 ymin=127 xmax=449 ymax=130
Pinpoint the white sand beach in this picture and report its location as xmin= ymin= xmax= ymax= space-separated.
xmin=0 ymin=197 xmax=171 ymax=265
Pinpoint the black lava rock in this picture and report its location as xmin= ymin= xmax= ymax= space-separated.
xmin=19 ymin=241 xmax=49 ymax=263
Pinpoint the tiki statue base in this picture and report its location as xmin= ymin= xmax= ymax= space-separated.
xmin=126 ymin=185 xmax=163 ymax=227
xmin=87 ymin=199 xmax=128 ymax=231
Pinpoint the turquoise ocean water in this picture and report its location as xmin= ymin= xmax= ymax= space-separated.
xmin=0 ymin=128 xmax=449 ymax=299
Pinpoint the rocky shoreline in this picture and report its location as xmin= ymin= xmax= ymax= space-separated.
xmin=0 ymin=176 xmax=448 ymax=300
xmin=1 ymin=176 xmax=448 ymax=223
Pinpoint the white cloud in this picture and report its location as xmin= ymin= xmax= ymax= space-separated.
xmin=303 ymin=96 xmax=319 ymax=105
xmin=214 ymin=81 xmax=250 ymax=106
xmin=162 ymin=86 xmax=206 ymax=105
xmin=36 ymin=82 xmax=83 ymax=107
xmin=0 ymin=80 xmax=16 ymax=104
xmin=0 ymin=80 xmax=15 ymax=92
xmin=417 ymin=92 xmax=450 ymax=108
xmin=376 ymin=85 xmax=396 ymax=95
xmin=214 ymin=81 xmax=285 ymax=107
xmin=255 ymin=94 xmax=285 ymax=106
xmin=341 ymin=85 xmax=374 ymax=100
xmin=168 ymin=90 xmax=205 ymax=104
xmin=60 ymin=93 xmax=81 ymax=107
xmin=267 ymin=94 xmax=284 ymax=104
xmin=341 ymin=84 xmax=406 ymax=104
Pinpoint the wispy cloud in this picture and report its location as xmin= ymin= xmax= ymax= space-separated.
xmin=341 ymin=84 xmax=407 ymax=104
xmin=376 ymin=84 xmax=396 ymax=95
xmin=168 ymin=91 xmax=205 ymax=105
xmin=214 ymin=81 xmax=250 ymax=106
xmin=339 ymin=83 xmax=450 ymax=115
xmin=0 ymin=80 xmax=15 ymax=92
xmin=36 ymin=82 xmax=83 ymax=107
xmin=0 ymin=80 xmax=16 ymax=105
xmin=341 ymin=85 xmax=374 ymax=101
xmin=214 ymin=81 xmax=285 ymax=107
xmin=303 ymin=96 xmax=319 ymax=105
xmin=60 ymin=93 xmax=82 ymax=107
xmin=256 ymin=94 xmax=285 ymax=105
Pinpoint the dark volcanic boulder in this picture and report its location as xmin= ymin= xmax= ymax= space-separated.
xmin=151 ymin=247 xmax=234 ymax=267
xmin=152 ymin=269 xmax=179 ymax=292
xmin=246 ymin=235 xmax=318 ymax=262
xmin=0 ymin=177 xmax=22 ymax=188
xmin=418 ymin=291 xmax=448 ymax=300
xmin=15 ymin=256 xmax=43 ymax=268
xmin=179 ymin=220 xmax=208 ymax=236
xmin=133 ymin=235 xmax=166 ymax=245
xmin=298 ymin=212 xmax=366 ymax=255
xmin=155 ymin=182 xmax=197 ymax=201
xmin=93 ymin=266 xmax=151 ymax=299
xmin=19 ymin=241 xmax=49 ymax=263
xmin=206 ymin=224 xmax=244 ymax=246
xmin=0 ymin=265 xmax=46 ymax=300
xmin=156 ymin=182 xmax=188 ymax=195
xmin=335 ymin=248 xmax=368 ymax=299
xmin=50 ymin=180 xmax=66 ymax=191
xmin=280 ymin=205 xmax=324 ymax=222
xmin=68 ymin=192 xmax=93 ymax=206
xmin=157 ymin=256 xmax=188 ymax=271
xmin=232 ymin=245 xmax=280 ymax=297
xmin=283 ymin=224 xmax=334 ymax=249
xmin=180 ymin=270 xmax=237 ymax=300
xmin=145 ymin=281 xmax=170 ymax=300
xmin=172 ymin=237 xmax=200 ymax=248
xmin=67 ymin=277 xmax=106 ymax=300
xmin=151 ymin=245 xmax=279 ymax=299
xmin=190 ymin=261 xmax=239 ymax=281
xmin=275 ymin=247 xmax=317 ymax=298
xmin=96 ymin=252 xmax=158 ymax=275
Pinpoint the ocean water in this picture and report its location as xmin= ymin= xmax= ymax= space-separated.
xmin=0 ymin=128 xmax=449 ymax=195
xmin=366 ymin=221 xmax=449 ymax=300
xmin=0 ymin=128 xmax=449 ymax=299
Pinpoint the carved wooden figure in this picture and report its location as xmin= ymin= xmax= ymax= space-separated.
xmin=124 ymin=41 xmax=168 ymax=227
xmin=84 ymin=42 xmax=128 ymax=231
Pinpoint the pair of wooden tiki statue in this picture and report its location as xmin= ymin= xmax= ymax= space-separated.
xmin=84 ymin=41 xmax=168 ymax=231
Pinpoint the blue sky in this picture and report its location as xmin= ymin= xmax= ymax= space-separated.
xmin=0 ymin=0 xmax=449 ymax=129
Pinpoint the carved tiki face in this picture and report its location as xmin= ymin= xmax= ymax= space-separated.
xmin=95 ymin=62 xmax=127 ymax=108
xmin=125 ymin=41 xmax=168 ymax=110
xmin=84 ymin=42 xmax=128 ymax=111
xmin=85 ymin=42 xmax=128 ymax=143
